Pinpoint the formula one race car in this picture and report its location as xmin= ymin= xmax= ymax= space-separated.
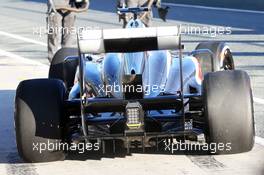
xmin=14 ymin=7 xmax=254 ymax=162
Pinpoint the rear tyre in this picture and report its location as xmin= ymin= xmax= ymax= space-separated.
xmin=195 ymin=41 xmax=235 ymax=72
xmin=15 ymin=79 xmax=66 ymax=162
xmin=49 ymin=48 xmax=78 ymax=91
xmin=203 ymin=70 xmax=254 ymax=154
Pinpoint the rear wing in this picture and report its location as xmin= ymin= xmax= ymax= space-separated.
xmin=78 ymin=26 xmax=181 ymax=54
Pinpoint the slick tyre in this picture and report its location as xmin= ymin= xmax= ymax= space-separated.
xmin=15 ymin=79 xmax=66 ymax=162
xmin=203 ymin=70 xmax=254 ymax=154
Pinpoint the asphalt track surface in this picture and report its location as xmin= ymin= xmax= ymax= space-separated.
xmin=164 ymin=0 xmax=264 ymax=11
xmin=0 ymin=0 xmax=264 ymax=175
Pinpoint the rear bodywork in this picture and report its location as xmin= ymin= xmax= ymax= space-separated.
xmin=64 ymin=18 xmax=207 ymax=153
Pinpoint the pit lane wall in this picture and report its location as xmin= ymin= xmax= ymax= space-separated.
xmin=164 ymin=0 xmax=264 ymax=11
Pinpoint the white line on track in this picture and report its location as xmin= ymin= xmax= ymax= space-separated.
xmin=0 ymin=30 xmax=47 ymax=47
xmin=163 ymin=3 xmax=264 ymax=15
xmin=255 ymin=136 xmax=264 ymax=146
xmin=254 ymin=97 xmax=264 ymax=105
xmin=0 ymin=48 xmax=47 ymax=66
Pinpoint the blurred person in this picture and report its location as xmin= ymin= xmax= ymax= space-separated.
xmin=47 ymin=0 xmax=89 ymax=62
xmin=118 ymin=0 xmax=154 ymax=27
xmin=118 ymin=0 xmax=169 ymax=27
